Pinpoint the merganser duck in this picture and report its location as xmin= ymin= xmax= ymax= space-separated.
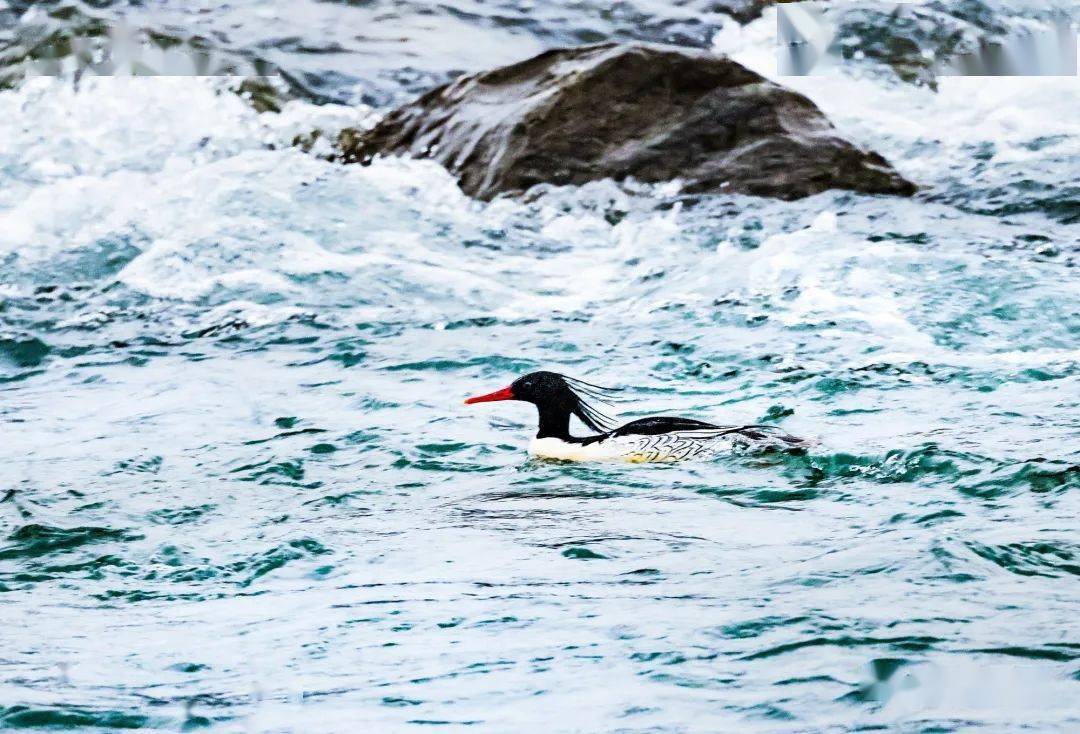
xmin=465 ymin=371 xmax=804 ymax=462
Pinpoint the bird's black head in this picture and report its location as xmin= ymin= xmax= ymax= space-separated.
xmin=509 ymin=371 xmax=573 ymax=404
xmin=465 ymin=371 xmax=618 ymax=437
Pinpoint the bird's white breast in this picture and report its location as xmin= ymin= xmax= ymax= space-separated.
xmin=529 ymin=437 xmax=632 ymax=462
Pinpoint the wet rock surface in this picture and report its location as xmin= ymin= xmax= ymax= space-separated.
xmin=338 ymin=42 xmax=916 ymax=201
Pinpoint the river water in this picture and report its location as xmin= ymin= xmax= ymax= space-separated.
xmin=1 ymin=2 xmax=1078 ymax=732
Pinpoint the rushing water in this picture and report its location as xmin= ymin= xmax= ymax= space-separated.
xmin=1 ymin=2 xmax=1079 ymax=732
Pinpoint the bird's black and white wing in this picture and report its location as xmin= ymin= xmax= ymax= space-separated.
xmin=591 ymin=418 xmax=805 ymax=462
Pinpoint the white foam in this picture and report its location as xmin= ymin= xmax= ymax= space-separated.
xmin=720 ymin=7 xmax=1080 ymax=181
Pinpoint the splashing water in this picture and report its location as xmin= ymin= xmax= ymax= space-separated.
xmin=1 ymin=2 xmax=1078 ymax=731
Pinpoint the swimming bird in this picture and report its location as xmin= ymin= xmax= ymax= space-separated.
xmin=465 ymin=371 xmax=804 ymax=462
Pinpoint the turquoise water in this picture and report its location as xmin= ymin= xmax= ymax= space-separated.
xmin=1 ymin=2 xmax=1079 ymax=732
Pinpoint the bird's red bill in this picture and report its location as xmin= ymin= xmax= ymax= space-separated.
xmin=464 ymin=386 xmax=514 ymax=405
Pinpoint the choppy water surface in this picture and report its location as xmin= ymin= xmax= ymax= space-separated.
xmin=1 ymin=2 xmax=1079 ymax=732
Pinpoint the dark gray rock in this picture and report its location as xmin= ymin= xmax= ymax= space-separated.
xmin=235 ymin=76 xmax=293 ymax=114
xmin=709 ymin=0 xmax=777 ymax=25
xmin=338 ymin=43 xmax=915 ymax=201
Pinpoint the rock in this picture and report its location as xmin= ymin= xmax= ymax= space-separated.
xmin=235 ymin=76 xmax=292 ymax=114
xmin=337 ymin=42 xmax=915 ymax=201
xmin=812 ymin=3 xmax=981 ymax=90
xmin=709 ymin=0 xmax=776 ymax=25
